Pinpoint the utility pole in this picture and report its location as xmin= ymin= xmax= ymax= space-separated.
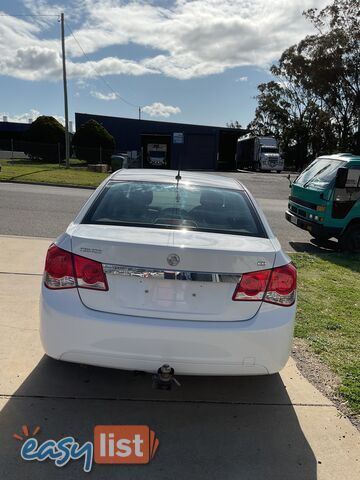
xmin=60 ymin=13 xmax=70 ymax=169
xmin=138 ymin=106 xmax=141 ymax=120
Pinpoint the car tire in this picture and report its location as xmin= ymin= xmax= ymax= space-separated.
xmin=338 ymin=224 xmax=360 ymax=253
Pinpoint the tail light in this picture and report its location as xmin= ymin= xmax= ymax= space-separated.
xmin=233 ymin=263 xmax=296 ymax=306
xmin=44 ymin=244 xmax=108 ymax=291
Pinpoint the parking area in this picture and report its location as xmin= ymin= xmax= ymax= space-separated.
xmin=0 ymin=234 xmax=359 ymax=479
xmin=0 ymin=171 xmax=338 ymax=252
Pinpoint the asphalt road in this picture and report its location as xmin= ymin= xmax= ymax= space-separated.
xmin=0 ymin=173 xmax=335 ymax=252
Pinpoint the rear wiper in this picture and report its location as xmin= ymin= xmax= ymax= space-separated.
xmin=303 ymin=165 xmax=330 ymax=188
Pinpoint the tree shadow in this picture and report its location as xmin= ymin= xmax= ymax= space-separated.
xmin=0 ymin=355 xmax=317 ymax=479
xmin=7 ymin=169 xmax=55 ymax=181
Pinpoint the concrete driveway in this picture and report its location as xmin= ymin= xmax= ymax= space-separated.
xmin=0 ymin=235 xmax=359 ymax=480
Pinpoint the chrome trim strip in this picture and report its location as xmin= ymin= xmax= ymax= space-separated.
xmin=103 ymin=264 xmax=241 ymax=283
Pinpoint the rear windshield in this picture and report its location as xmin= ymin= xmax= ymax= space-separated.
xmin=82 ymin=181 xmax=266 ymax=238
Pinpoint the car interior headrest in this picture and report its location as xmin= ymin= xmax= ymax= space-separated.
xmin=200 ymin=190 xmax=224 ymax=208
xmin=129 ymin=188 xmax=153 ymax=206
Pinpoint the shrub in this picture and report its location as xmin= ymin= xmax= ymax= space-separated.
xmin=72 ymin=119 xmax=115 ymax=164
xmin=24 ymin=116 xmax=65 ymax=162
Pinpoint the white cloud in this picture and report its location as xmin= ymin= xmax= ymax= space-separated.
xmin=1 ymin=109 xmax=65 ymax=125
xmin=236 ymin=76 xmax=248 ymax=82
xmin=90 ymin=90 xmax=118 ymax=101
xmin=142 ymin=102 xmax=181 ymax=118
xmin=76 ymin=79 xmax=89 ymax=89
xmin=0 ymin=46 xmax=62 ymax=80
xmin=0 ymin=0 xmax=329 ymax=81
xmin=67 ymin=57 xmax=157 ymax=78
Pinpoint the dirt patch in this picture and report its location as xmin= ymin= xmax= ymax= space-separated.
xmin=291 ymin=338 xmax=359 ymax=431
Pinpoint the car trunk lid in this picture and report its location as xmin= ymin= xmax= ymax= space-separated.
xmin=71 ymin=224 xmax=276 ymax=321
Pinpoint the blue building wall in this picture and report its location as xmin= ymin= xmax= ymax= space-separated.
xmin=0 ymin=121 xmax=29 ymax=135
xmin=75 ymin=113 xmax=245 ymax=170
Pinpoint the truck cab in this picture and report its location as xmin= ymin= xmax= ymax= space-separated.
xmin=258 ymin=138 xmax=284 ymax=172
xmin=285 ymin=153 xmax=360 ymax=252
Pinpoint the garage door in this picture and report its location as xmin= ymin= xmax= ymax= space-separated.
xmin=183 ymin=134 xmax=216 ymax=170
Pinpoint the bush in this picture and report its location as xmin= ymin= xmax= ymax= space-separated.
xmin=24 ymin=116 xmax=65 ymax=162
xmin=72 ymin=119 xmax=115 ymax=164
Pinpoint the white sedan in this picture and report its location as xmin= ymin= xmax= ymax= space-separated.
xmin=40 ymin=169 xmax=296 ymax=376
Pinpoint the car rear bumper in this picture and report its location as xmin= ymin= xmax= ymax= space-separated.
xmin=40 ymin=286 xmax=296 ymax=376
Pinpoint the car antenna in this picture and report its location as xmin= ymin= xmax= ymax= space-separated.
xmin=175 ymin=158 xmax=182 ymax=202
xmin=175 ymin=167 xmax=181 ymax=183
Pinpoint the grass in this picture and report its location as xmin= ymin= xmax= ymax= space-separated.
xmin=290 ymin=252 xmax=360 ymax=414
xmin=0 ymin=158 xmax=108 ymax=187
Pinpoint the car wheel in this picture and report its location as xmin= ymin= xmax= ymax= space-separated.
xmin=338 ymin=224 xmax=360 ymax=253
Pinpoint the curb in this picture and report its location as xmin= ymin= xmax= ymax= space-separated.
xmin=0 ymin=179 xmax=97 ymax=190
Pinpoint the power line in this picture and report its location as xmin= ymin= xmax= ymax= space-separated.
xmin=66 ymin=24 xmax=141 ymax=111
xmin=0 ymin=14 xmax=59 ymax=17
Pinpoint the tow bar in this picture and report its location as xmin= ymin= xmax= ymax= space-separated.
xmin=152 ymin=364 xmax=181 ymax=391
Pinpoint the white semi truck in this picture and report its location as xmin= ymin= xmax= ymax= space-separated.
xmin=236 ymin=136 xmax=284 ymax=172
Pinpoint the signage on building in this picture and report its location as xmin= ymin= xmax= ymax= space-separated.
xmin=173 ymin=132 xmax=184 ymax=144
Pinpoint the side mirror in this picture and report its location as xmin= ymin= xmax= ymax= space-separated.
xmin=335 ymin=168 xmax=348 ymax=188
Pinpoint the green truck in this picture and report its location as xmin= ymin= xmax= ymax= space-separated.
xmin=285 ymin=153 xmax=360 ymax=252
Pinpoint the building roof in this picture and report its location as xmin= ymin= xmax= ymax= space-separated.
xmin=75 ymin=112 xmax=245 ymax=133
xmin=0 ymin=121 xmax=30 ymax=132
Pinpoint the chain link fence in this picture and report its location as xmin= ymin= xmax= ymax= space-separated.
xmin=0 ymin=138 xmax=132 ymax=168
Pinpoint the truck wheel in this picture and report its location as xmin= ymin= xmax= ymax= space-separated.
xmin=338 ymin=224 xmax=360 ymax=253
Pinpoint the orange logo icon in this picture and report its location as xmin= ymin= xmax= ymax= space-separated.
xmin=13 ymin=424 xmax=41 ymax=441
xmin=94 ymin=425 xmax=159 ymax=464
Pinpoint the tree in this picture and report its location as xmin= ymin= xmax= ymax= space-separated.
xmin=226 ymin=121 xmax=242 ymax=129
xmin=247 ymin=76 xmax=335 ymax=169
xmin=300 ymin=0 xmax=360 ymax=152
xmin=244 ymin=0 xmax=360 ymax=167
xmin=24 ymin=116 xmax=65 ymax=162
xmin=72 ymin=119 xmax=115 ymax=164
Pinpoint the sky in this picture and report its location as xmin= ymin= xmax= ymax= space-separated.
xmin=0 ymin=0 xmax=329 ymax=129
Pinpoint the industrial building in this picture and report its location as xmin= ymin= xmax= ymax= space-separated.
xmin=0 ymin=119 xmax=29 ymax=140
xmin=75 ymin=113 xmax=247 ymax=171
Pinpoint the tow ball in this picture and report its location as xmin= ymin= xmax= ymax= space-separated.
xmin=152 ymin=364 xmax=181 ymax=391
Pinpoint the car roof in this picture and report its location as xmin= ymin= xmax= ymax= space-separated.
xmin=317 ymin=153 xmax=360 ymax=163
xmin=110 ymin=169 xmax=244 ymax=190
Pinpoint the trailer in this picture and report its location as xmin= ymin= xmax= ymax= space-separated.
xmin=236 ymin=136 xmax=284 ymax=172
